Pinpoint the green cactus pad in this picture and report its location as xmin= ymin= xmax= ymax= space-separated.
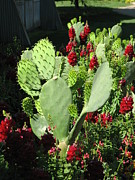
xmin=53 ymin=56 xmax=66 ymax=77
xmin=21 ymin=49 xmax=33 ymax=61
xmin=68 ymin=69 xmax=77 ymax=87
xmin=32 ymin=39 xmax=55 ymax=80
xmin=30 ymin=113 xmax=49 ymax=139
xmin=17 ymin=59 xmax=41 ymax=97
xmin=85 ymin=62 xmax=112 ymax=112
xmin=34 ymin=99 xmax=43 ymax=115
xmin=125 ymin=62 xmax=135 ymax=85
xmin=73 ymin=22 xmax=84 ymax=43
xmin=111 ymin=24 xmax=122 ymax=39
xmin=96 ymin=43 xmax=106 ymax=62
xmin=22 ymin=97 xmax=34 ymax=117
xmin=39 ymin=77 xmax=72 ymax=141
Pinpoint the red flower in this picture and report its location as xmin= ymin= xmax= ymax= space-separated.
xmin=84 ymin=22 xmax=91 ymax=36
xmin=85 ymin=112 xmax=98 ymax=123
xmin=0 ymin=117 xmax=14 ymax=142
xmin=100 ymin=113 xmax=112 ymax=126
xmin=67 ymin=51 xmax=77 ymax=66
xmin=131 ymin=86 xmax=134 ymax=92
xmin=80 ymin=31 xmax=87 ymax=45
xmin=68 ymin=26 xmax=76 ymax=39
xmin=124 ymin=44 xmax=135 ymax=59
xmin=89 ymin=55 xmax=99 ymax=70
xmin=119 ymin=79 xmax=126 ymax=87
xmin=67 ymin=143 xmax=82 ymax=162
xmin=119 ymin=96 xmax=133 ymax=114
xmin=80 ymin=49 xmax=87 ymax=57
xmin=86 ymin=42 xmax=93 ymax=51
xmin=66 ymin=41 xmax=74 ymax=53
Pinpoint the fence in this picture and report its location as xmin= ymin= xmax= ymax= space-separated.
xmin=15 ymin=0 xmax=40 ymax=31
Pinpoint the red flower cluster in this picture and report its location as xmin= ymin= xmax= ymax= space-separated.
xmin=79 ymin=22 xmax=91 ymax=44
xmin=68 ymin=26 xmax=76 ymax=39
xmin=84 ymin=22 xmax=91 ymax=36
xmin=89 ymin=55 xmax=99 ymax=70
xmin=85 ymin=112 xmax=98 ymax=123
xmin=66 ymin=39 xmax=77 ymax=53
xmin=119 ymin=96 xmax=133 ymax=114
xmin=67 ymin=51 xmax=77 ymax=66
xmin=124 ymin=44 xmax=135 ymax=59
xmin=67 ymin=143 xmax=82 ymax=162
xmin=80 ymin=49 xmax=87 ymax=57
xmin=0 ymin=117 xmax=14 ymax=142
xmin=4 ymin=127 xmax=36 ymax=168
xmin=100 ymin=113 xmax=112 ymax=126
xmin=119 ymin=79 xmax=126 ymax=87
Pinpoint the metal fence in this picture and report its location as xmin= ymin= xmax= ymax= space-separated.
xmin=15 ymin=0 xmax=40 ymax=31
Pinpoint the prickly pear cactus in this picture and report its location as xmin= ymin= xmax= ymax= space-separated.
xmin=85 ymin=62 xmax=112 ymax=112
xmin=73 ymin=22 xmax=84 ymax=43
xmin=30 ymin=114 xmax=48 ymax=139
xmin=39 ymin=76 xmax=72 ymax=141
xmin=67 ymin=62 xmax=112 ymax=145
xmin=125 ymin=62 xmax=135 ymax=85
xmin=111 ymin=24 xmax=122 ymax=39
xmin=96 ymin=43 xmax=106 ymax=61
xmin=32 ymin=39 xmax=55 ymax=80
xmin=22 ymin=97 xmax=34 ymax=117
xmin=17 ymin=59 xmax=41 ymax=97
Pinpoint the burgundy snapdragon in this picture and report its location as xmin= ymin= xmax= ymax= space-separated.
xmin=84 ymin=22 xmax=91 ymax=36
xmin=89 ymin=55 xmax=99 ymax=70
xmin=0 ymin=117 xmax=14 ymax=142
xmin=68 ymin=26 xmax=76 ymax=39
xmin=67 ymin=51 xmax=77 ymax=66
xmin=67 ymin=143 xmax=82 ymax=162
xmin=119 ymin=96 xmax=133 ymax=114
xmin=124 ymin=44 xmax=135 ymax=59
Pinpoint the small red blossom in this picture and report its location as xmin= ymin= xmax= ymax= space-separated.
xmin=80 ymin=31 xmax=87 ymax=45
xmin=67 ymin=143 xmax=82 ymax=162
xmin=68 ymin=26 xmax=76 ymax=39
xmin=84 ymin=153 xmax=89 ymax=159
xmin=84 ymin=22 xmax=91 ymax=36
xmin=66 ymin=40 xmax=74 ymax=53
xmin=67 ymin=51 xmax=77 ymax=66
xmin=86 ymin=42 xmax=93 ymax=51
xmin=119 ymin=79 xmax=126 ymax=87
xmin=119 ymin=96 xmax=133 ymax=114
xmin=124 ymin=44 xmax=135 ymax=59
xmin=80 ymin=49 xmax=87 ymax=57
xmin=131 ymin=86 xmax=134 ymax=92
xmin=0 ymin=117 xmax=14 ymax=142
xmin=89 ymin=55 xmax=99 ymax=70
xmin=125 ymin=149 xmax=132 ymax=159
xmin=85 ymin=112 xmax=98 ymax=123
xmin=100 ymin=113 xmax=112 ymax=126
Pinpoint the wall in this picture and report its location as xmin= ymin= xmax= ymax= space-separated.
xmin=16 ymin=0 xmax=40 ymax=31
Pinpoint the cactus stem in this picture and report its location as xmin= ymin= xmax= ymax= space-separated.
xmin=66 ymin=108 xmax=87 ymax=145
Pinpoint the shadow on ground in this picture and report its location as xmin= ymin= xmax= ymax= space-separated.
xmin=29 ymin=6 xmax=135 ymax=49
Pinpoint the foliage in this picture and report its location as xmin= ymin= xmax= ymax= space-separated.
xmin=0 ymin=17 xmax=135 ymax=179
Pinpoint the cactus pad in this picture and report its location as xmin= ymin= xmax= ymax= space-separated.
xmin=32 ymin=39 xmax=55 ymax=80
xmin=73 ymin=22 xmax=84 ymax=43
xmin=85 ymin=62 xmax=112 ymax=112
xmin=39 ymin=77 xmax=72 ymax=141
xmin=30 ymin=114 xmax=49 ymax=139
xmin=17 ymin=59 xmax=41 ymax=97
